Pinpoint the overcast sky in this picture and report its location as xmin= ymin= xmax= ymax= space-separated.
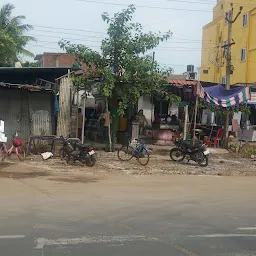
xmin=8 ymin=0 xmax=215 ymax=73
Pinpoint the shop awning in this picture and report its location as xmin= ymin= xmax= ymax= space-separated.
xmin=166 ymin=80 xmax=201 ymax=101
xmin=196 ymin=84 xmax=250 ymax=108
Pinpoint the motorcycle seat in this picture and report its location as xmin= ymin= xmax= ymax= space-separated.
xmin=181 ymin=141 xmax=202 ymax=149
xmin=70 ymin=150 xmax=80 ymax=156
xmin=78 ymin=144 xmax=90 ymax=149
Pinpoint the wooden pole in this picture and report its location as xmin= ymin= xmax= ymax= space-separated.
xmin=75 ymin=87 xmax=79 ymax=139
xmin=183 ymin=104 xmax=189 ymax=140
xmin=151 ymin=51 xmax=155 ymax=139
xmin=81 ymin=94 xmax=86 ymax=144
xmin=192 ymin=97 xmax=198 ymax=145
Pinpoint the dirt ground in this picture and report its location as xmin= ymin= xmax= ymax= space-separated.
xmin=0 ymin=150 xmax=255 ymax=183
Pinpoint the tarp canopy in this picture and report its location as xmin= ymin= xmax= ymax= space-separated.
xmin=196 ymin=84 xmax=250 ymax=108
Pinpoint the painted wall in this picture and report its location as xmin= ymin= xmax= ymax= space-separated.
xmin=138 ymin=96 xmax=154 ymax=125
xmin=73 ymin=90 xmax=96 ymax=110
xmin=169 ymin=102 xmax=179 ymax=117
xmin=200 ymin=0 xmax=256 ymax=84
xmin=0 ymin=88 xmax=54 ymax=143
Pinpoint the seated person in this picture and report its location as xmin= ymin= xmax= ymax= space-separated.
xmin=166 ymin=115 xmax=172 ymax=123
xmin=170 ymin=114 xmax=179 ymax=125
xmin=136 ymin=109 xmax=148 ymax=135
xmin=154 ymin=114 xmax=161 ymax=123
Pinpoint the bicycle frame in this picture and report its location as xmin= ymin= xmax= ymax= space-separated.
xmin=1 ymin=143 xmax=20 ymax=155
xmin=132 ymin=143 xmax=148 ymax=157
xmin=118 ymin=139 xmax=150 ymax=166
xmin=0 ymin=141 xmax=25 ymax=161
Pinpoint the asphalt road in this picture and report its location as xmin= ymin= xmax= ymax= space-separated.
xmin=1 ymin=173 xmax=256 ymax=256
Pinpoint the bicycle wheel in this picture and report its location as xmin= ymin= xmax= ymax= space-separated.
xmin=17 ymin=146 xmax=26 ymax=161
xmin=137 ymin=147 xmax=150 ymax=166
xmin=0 ymin=149 xmax=6 ymax=162
xmin=117 ymin=146 xmax=133 ymax=161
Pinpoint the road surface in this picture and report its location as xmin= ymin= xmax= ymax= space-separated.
xmin=0 ymin=171 xmax=256 ymax=255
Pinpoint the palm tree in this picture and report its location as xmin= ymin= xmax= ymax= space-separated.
xmin=0 ymin=3 xmax=36 ymax=66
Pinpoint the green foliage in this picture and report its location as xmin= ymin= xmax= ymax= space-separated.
xmin=59 ymin=5 xmax=174 ymax=117
xmin=239 ymin=143 xmax=256 ymax=158
xmin=198 ymin=101 xmax=251 ymax=116
xmin=0 ymin=3 xmax=35 ymax=66
xmin=21 ymin=61 xmax=39 ymax=67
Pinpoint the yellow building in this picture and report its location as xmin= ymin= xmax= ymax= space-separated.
xmin=200 ymin=0 xmax=256 ymax=84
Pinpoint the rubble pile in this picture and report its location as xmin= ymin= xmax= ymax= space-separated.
xmin=239 ymin=143 xmax=256 ymax=158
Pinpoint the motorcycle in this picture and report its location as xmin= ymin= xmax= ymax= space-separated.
xmin=170 ymin=138 xmax=209 ymax=167
xmin=59 ymin=138 xmax=96 ymax=167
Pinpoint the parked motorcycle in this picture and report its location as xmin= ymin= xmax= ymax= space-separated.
xmin=59 ymin=138 xmax=96 ymax=167
xmin=170 ymin=138 xmax=209 ymax=167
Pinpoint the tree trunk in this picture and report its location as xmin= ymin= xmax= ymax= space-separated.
xmin=105 ymin=97 xmax=119 ymax=152
xmin=105 ymin=98 xmax=112 ymax=152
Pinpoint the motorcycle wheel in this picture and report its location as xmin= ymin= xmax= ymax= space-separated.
xmin=59 ymin=148 xmax=68 ymax=160
xmin=66 ymin=156 xmax=75 ymax=165
xmin=85 ymin=155 xmax=96 ymax=167
xmin=198 ymin=154 xmax=209 ymax=167
xmin=170 ymin=148 xmax=185 ymax=162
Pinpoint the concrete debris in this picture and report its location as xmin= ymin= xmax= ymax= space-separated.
xmin=41 ymin=152 xmax=53 ymax=160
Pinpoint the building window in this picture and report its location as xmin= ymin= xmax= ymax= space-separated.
xmin=203 ymin=69 xmax=208 ymax=74
xmin=221 ymin=4 xmax=224 ymax=9
xmin=221 ymin=77 xmax=226 ymax=85
xmin=225 ymin=10 xmax=231 ymax=24
xmin=242 ymin=13 xmax=248 ymax=27
xmin=241 ymin=48 xmax=247 ymax=62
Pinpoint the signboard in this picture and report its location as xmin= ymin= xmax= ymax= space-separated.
xmin=232 ymin=119 xmax=239 ymax=133
xmin=251 ymin=91 xmax=256 ymax=102
xmin=178 ymin=101 xmax=189 ymax=107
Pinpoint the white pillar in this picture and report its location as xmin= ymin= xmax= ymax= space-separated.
xmin=81 ymin=96 xmax=86 ymax=144
xmin=183 ymin=105 xmax=189 ymax=140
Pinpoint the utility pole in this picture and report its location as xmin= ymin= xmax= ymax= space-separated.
xmin=151 ymin=51 xmax=155 ymax=133
xmin=223 ymin=3 xmax=243 ymax=147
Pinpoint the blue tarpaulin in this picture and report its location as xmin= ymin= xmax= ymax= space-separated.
xmin=196 ymin=84 xmax=250 ymax=108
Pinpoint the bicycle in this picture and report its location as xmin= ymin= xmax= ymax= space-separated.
xmin=117 ymin=138 xmax=150 ymax=166
xmin=0 ymin=136 xmax=26 ymax=162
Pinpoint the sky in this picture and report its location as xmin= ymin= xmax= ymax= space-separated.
xmin=8 ymin=0 xmax=215 ymax=74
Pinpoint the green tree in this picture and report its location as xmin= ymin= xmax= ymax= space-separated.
xmin=0 ymin=3 xmax=35 ymax=66
xmin=60 ymin=5 xmax=174 ymax=150
xmin=21 ymin=61 xmax=39 ymax=67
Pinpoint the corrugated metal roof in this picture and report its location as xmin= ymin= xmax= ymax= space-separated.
xmin=168 ymin=80 xmax=198 ymax=86
xmin=21 ymin=85 xmax=41 ymax=91
xmin=0 ymin=67 xmax=81 ymax=73
xmin=0 ymin=82 xmax=50 ymax=92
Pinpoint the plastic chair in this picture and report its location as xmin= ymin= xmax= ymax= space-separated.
xmin=213 ymin=128 xmax=224 ymax=148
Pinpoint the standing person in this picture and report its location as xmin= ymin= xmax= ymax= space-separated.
xmin=77 ymin=108 xmax=85 ymax=140
xmin=136 ymin=109 xmax=148 ymax=135
xmin=99 ymin=108 xmax=111 ymax=142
